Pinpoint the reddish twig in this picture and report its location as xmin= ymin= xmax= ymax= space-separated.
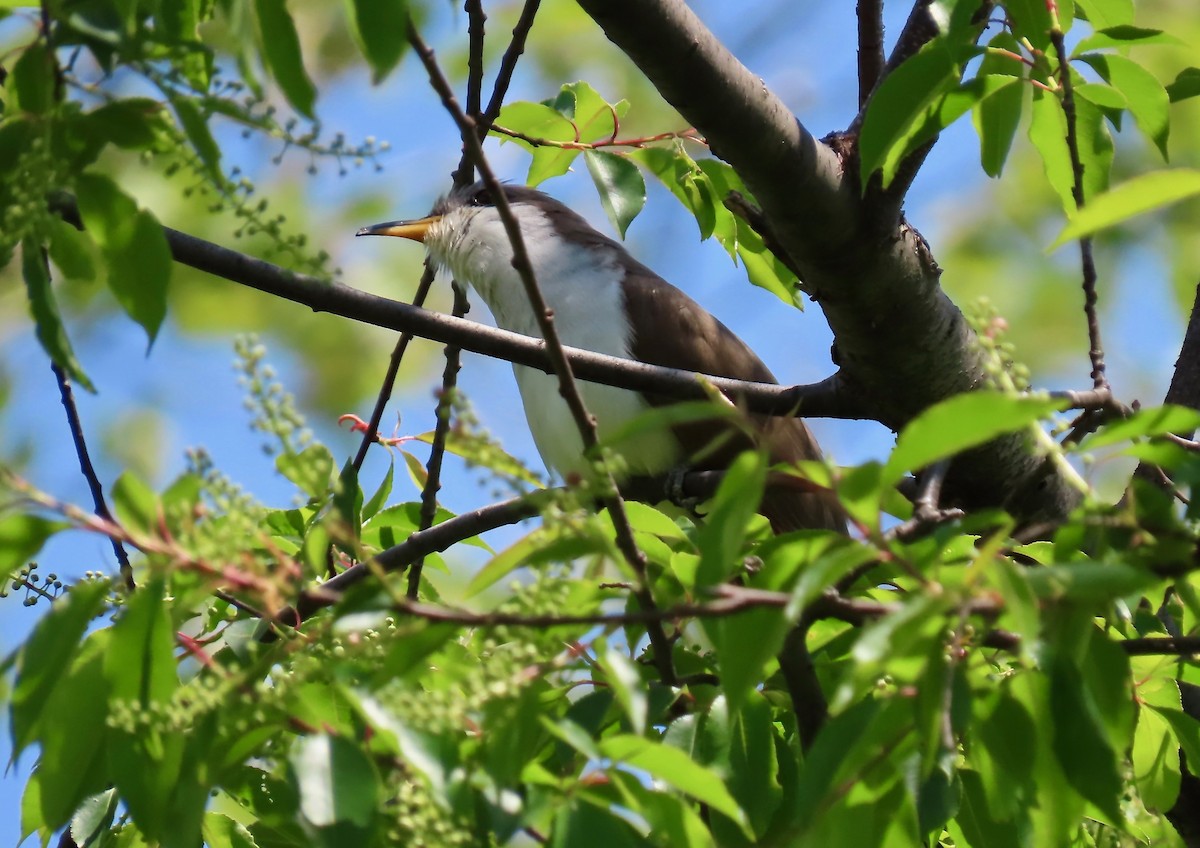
xmin=490 ymin=124 xmax=704 ymax=151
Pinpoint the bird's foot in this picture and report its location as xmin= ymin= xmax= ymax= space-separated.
xmin=665 ymin=466 xmax=701 ymax=512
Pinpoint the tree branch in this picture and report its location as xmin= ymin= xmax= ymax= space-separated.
xmin=51 ymin=360 xmax=134 ymax=592
xmin=573 ymin=0 xmax=1078 ymax=524
xmin=163 ymin=225 xmax=867 ymax=418
xmin=407 ymin=20 xmax=676 ymax=683
xmin=856 ymin=0 xmax=884 ymax=110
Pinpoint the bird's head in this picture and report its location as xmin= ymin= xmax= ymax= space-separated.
xmin=357 ymin=181 xmax=580 ymax=304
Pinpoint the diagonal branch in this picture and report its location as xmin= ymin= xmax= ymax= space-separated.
xmin=573 ymin=0 xmax=1077 ymax=524
xmin=407 ymin=21 xmax=678 ymax=685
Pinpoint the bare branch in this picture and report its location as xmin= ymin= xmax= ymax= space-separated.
xmin=49 ymin=297 xmax=134 ymax=591
xmin=1049 ymin=26 xmax=1108 ymax=393
xmin=163 ymin=225 xmax=867 ymax=417
xmin=857 ymin=0 xmax=884 ymax=110
xmin=406 ymin=20 xmax=676 ymax=683
xmin=480 ymin=0 xmax=542 ymax=128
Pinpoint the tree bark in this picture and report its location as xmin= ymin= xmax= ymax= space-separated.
xmin=574 ymin=0 xmax=1079 ymax=522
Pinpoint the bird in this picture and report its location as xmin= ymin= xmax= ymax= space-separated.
xmin=357 ymin=181 xmax=844 ymax=533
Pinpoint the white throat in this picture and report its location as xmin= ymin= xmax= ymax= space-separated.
xmin=424 ymin=202 xmax=679 ymax=477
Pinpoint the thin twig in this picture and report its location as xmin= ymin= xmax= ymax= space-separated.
xmin=51 ymin=356 xmax=134 ymax=591
xmin=1049 ymin=24 xmax=1108 ymax=392
xmin=407 ymin=20 xmax=675 ymax=683
xmin=409 ymin=281 xmax=469 ymax=600
xmin=411 ymin=1 xmax=490 ymax=600
xmin=351 ymin=269 xmax=436 ymax=472
xmin=490 ymin=124 xmax=703 ymax=151
xmin=479 ymin=0 xmax=542 ymax=128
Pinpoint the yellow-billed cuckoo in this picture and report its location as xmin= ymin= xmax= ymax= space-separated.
xmin=358 ymin=182 xmax=844 ymax=533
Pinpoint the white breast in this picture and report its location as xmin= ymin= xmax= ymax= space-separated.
xmin=426 ymin=204 xmax=679 ymax=478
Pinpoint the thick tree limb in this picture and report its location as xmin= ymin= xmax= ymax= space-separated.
xmin=573 ymin=0 xmax=1077 ymax=523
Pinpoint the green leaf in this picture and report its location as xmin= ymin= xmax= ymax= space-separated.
xmin=75 ymin=173 xmax=171 ymax=347
xmin=201 ymin=812 xmax=260 ymax=848
xmin=859 ymin=42 xmax=959 ymax=189
xmin=1077 ymin=53 xmax=1170 ymax=158
xmin=333 ymin=459 xmax=363 ymax=532
xmin=599 ymin=648 xmax=647 ymax=735
xmin=362 ymin=460 xmax=393 ymax=521
xmin=105 ymin=580 xmax=177 ymax=706
xmin=1075 ymin=0 xmax=1134 ymax=29
xmin=696 ymin=451 xmax=767 ymax=588
xmin=1005 ymin=0 xmax=1054 ymax=49
xmin=552 ymin=798 xmax=643 ymax=847
xmin=492 ymin=101 xmax=579 ymax=187
xmin=727 ymin=694 xmax=782 ymax=837
xmin=11 ymin=42 xmax=55 ymax=115
xmin=71 ymin=788 xmax=119 ymax=848
xmin=254 ymin=0 xmax=317 ymax=118
xmin=1167 ymin=67 xmax=1200 ymax=103
xmin=47 ymin=216 xmax=97 ymax=281
xmin=1132 ymin=701 xmax=1179 ymax=809
xmin=955 ymin=769 xmax=1025 ymax=848
xmin=1024 ymin=562 xmax=1158 ymax=602
xmin=112 ymin=470 xmax=158 ymax=534
xmin=1081 ymin=404 xmax=1200 ymax=449
xmin=10 ymin=577 xmax=108 ymax=754
xmin=346 ymin=0 xmax=408 ymax=84
xmin=1074 ymin=81 xmax=1127 ymax=110
xmin=712 ymin=602 xmax=790 ymax=716
xmin=599 ymin=734 xmax=750 ymax=833
xmin=632 ymin=145 xmax=723 ymax=241
xmin=1148 ymin=707 xmax=1200 ymax=769
xmin=584 ymin=150 xmax=645 ymax=239
xmin=973 ymin=33 xmax=1026 ymax=177
xmin=171 ymin=95 xmax=222 ymax=180
xmin=1029 ymin=88 xmax=1078 ymax=213
xmin=1052 ymin=169 xmax=1200 ymax=245
xmin=0 ymin=512 xmax=69 ymax=578
xmin=87 ymin=98 xmax=169 ymax=150
xmin=290 ymin=733 xmax=380 ymax=828
xmin=22 ymin=238 xmax=95 ymax=391
xmin=1073 ymin=26 xmax=1183 ymax=54
xmin=883 ymin=391 xmax=1065 ymax=485
xmin=34 ymin=631 xmax=112 ymax=831
xmin=734 ymin=217 xmax=801 ymax=307
xmin=1048 ymin=654 xmax=1123 ymax=822
xmin=830 ymin=593 xmax=946 ymax=711
xmin=878 ymin=73 xmax=1022 ymax=187
xmin=276 ymin=444 xmax=336 ymax=499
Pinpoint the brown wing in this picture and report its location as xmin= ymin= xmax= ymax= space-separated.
xmin=521 ymin=186 xmax=844 ymax=532
xmin=619 ymin=261 xmax=846 ymax=533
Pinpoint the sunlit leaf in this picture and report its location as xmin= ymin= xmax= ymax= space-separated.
xmin=10 ymin=577 xmax=107 ymax=754
xmin=1077 ymin=53 xmax=1170 ymax=158
xmin=883 ymin=391 xmax=1065 ymax=484
xmin=1053 ymin=170 xmax=1200 ymax=245
xmin=290 ymin=733 xmax=380 ymax=827
xmin=254 ymin=0 xmax=317 ymax=118
xmin=75 ymin=173 xmax=171 ymax=347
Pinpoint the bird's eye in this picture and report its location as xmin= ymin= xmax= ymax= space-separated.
xmin=469 ymin=188 xmax=490 ymax=206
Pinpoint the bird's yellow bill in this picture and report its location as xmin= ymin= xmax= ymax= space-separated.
xmin=355 ymin=215 xmax=441 ymax=242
